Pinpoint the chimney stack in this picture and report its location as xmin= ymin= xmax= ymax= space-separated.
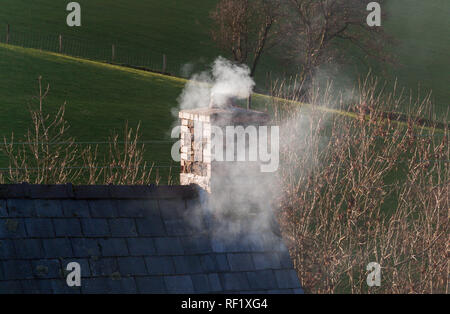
xmin=179 ymin=105 xmax=270 ymax=193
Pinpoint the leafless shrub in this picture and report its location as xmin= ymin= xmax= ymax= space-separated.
xmin=1 ymin=77 xmax=169 ymax=185
xmin=274 ymin=75 xmax=448 ymax=293
xmin=3 ymin=77 xmax=80 ymax=184
xmin=81 ymin=122 xmax=156 ymax=185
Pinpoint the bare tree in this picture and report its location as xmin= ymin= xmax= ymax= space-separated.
xmin=210 ymin=0 xmax=280 ymax=78
xmin=282 ymin=0 xmax=395 ymax=80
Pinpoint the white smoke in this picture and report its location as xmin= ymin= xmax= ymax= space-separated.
xmin=176 ymin=57 xmax=255 ymax=111
xmin=175 ymin=57 xmax=280 ymax=240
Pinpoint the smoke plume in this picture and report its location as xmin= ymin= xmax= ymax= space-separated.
xmin=176 ymin=56 xmax=255 ymax=111
xmin=175 ymin=57 xmax=280 ymax=242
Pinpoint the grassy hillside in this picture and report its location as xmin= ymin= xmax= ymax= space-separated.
xmin=0 ymin=0 xmax=219 ymax=62
xmin=381 ymin=0 xmax=449 ymax=117
xmin=0 ymin=0 xmax=447 ymax=116
xmin=0 ymin=43 xmax=186 ymax=177
xmin=0 ymin=0 xmax=221 ymax=78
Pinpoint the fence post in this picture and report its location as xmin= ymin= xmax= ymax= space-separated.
xmin=112 ymin=44 xmax=115 ymax=62
xmin=162 ymin=54 xmax=167 ymax=73
xmin=6 ymin=24 xmax=9 ymax=44
xmin=59 ymin=34 xmax=62 ymax=53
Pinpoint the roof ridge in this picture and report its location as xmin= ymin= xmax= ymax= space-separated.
xmin=0 ymin=183 xmax=199 ymax=200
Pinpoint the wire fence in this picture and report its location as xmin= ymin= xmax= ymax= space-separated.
xmin=1 ymin=140 xmax=177 ymax=146
xmin=0 ymin=25 xmax=191 ymax=78
xmin=0 ymin=139 xmax=180 ymax=177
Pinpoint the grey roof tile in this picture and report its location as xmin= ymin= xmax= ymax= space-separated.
xmin=261 ymin=233 xmax=283 ymax=252
xmin=108 ymin=185 xmax=136 ymax=199
xmin=0 ymin=200 xmax=7 ymax=217
xmin=136 ymin=217 xmax=166 ymax=236
xmin=73 ymin=185 xmax=110 ymax=199
xmin=61 ymin=199 xmax=90 ymax=218
xmin=274 ymin=269 xmax=301 ymax=289
xmin=267 ymin=289 xmax=294 ymax=294
xmin=245 ymin=234 xmax=266 ymax=252
xmin=31 ymin=259 xmax=61 ymax=279
xmin=215 ymin=254 xmax=230 ymax=272
xmin=145 ymin=256 xmax=175 ymax=275
xmin=80 ymin=218 xmax=110 ymax=237
xmin=53 ymin=218 xmax=83 ymax=237
xmin=34 ymin=199 xmax=63 ymax=217
xmin=182 ymin=236 xmax=212 ymax=254
xmin=109 ymin=218 xmax=137 ymax=237
xmin=278 ymin=250 xmax=294 ymax=269
xmin=0 ymin=280 xmax=22 ymax=294
xmin=6 ymin=199 xmax=36 ymax=217
xmin=0 ymin=239 xmax=16 ymax=259
xmin=246 ymin=270 xmax=278 ymax=290
xmin=43 ymin=238 xmax=74 ymax=259
xmin=88 ymin=200 xmax=118 ymax=218
xmin=0 ymin=218 xmax=27 ymax=238
xmin=0 ymin=185 xmax=301 ymax=294
xmin=191 ymin=274 xmax=209 ymax=293
xmin=223 ymin=238 xmax=251 ymax=253
xmin=252 ymin=253 xmax=281 ymax=270
xmin=173 ymin=255 xmax=203 ymax=274
xmin=207 ymin=273 xmax=223 ymax=292
xmin=0 ymin=260 xmax=33 ymax=280
xmin=127 ymin=238 xmax=156 ymax=256
xmin=210 ymin=237 xmax=226 ymax=253
xmin=200 ymin=254 xmax=217 ymax=273
xmin=108 ymin=277 xmax=137 ymax=294
xmin=164 ymin=275 xmax=194 ymax=293
xmin=153 ymin=237 xmax=184 ymax=255
xmin=135 ymin=276 xmax=166 ymax=294
xmin=28 ymin=184 xmax=71 ymax=199
xmin=20 ymin=279 xmax=54 ymax=294
xmin=25 ymin=218 xmax=55 ymax=237
xmin=239 ymin=290 xmax=268 ymax=294
xmin=118 ymin=257 xmax=147 ymax=276
xmin=227 ymin=253 xmax=255 ymax=272
xmin=98 ymin=238 xmax=129 ymax=257
xmin=159 ymin=199 xmax=186 ymax=220
xmin=164 ymin=219 xmax=192 ymax=236
xmin=0 ymin=184 xmax=26 ymax=199
xmin=139 ymin=200 xmax=160 ymax=216
xmin=49 ymin=278 xmax=81 ymax=294
xmin=117 ymin=200 xmax=157 ymax=218
xmin=71 ymin=238 xmax=100 ymax=258
xmin=220 ymin=272 xmax=250 ymax=291
xmin=185 ymin=198 xmax=201 ymax=211
xmin=13 ymin=239 xmax=45 ymax=259
xmin=81 ymin=277 xmax=110 ymax=294
xmin=89 ymin=257 xmax=119 ymax=276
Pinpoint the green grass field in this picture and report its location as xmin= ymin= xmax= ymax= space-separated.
xmin=0 ymin=1 xmax=447 ymax=112
xmin=380 ymin=0 xmax=449 ymax=117
xmin=0 ymin=0 xmax=220 ymax=67
xmin=0 ymin=43 xmax=186 ymax=177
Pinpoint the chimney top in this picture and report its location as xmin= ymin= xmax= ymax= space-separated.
xmin=179 ymin=106 xmax=269 ymax=125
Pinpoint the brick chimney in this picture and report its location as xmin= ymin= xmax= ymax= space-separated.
xmin=179 ymin=104 xmax=270 ymax=193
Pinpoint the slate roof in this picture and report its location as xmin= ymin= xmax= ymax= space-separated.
xmin=0 ymin=183 xmax=303 ymax=294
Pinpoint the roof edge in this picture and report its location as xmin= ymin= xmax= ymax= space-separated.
xmin=0 ymin=183 xmax=199 ymax=200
